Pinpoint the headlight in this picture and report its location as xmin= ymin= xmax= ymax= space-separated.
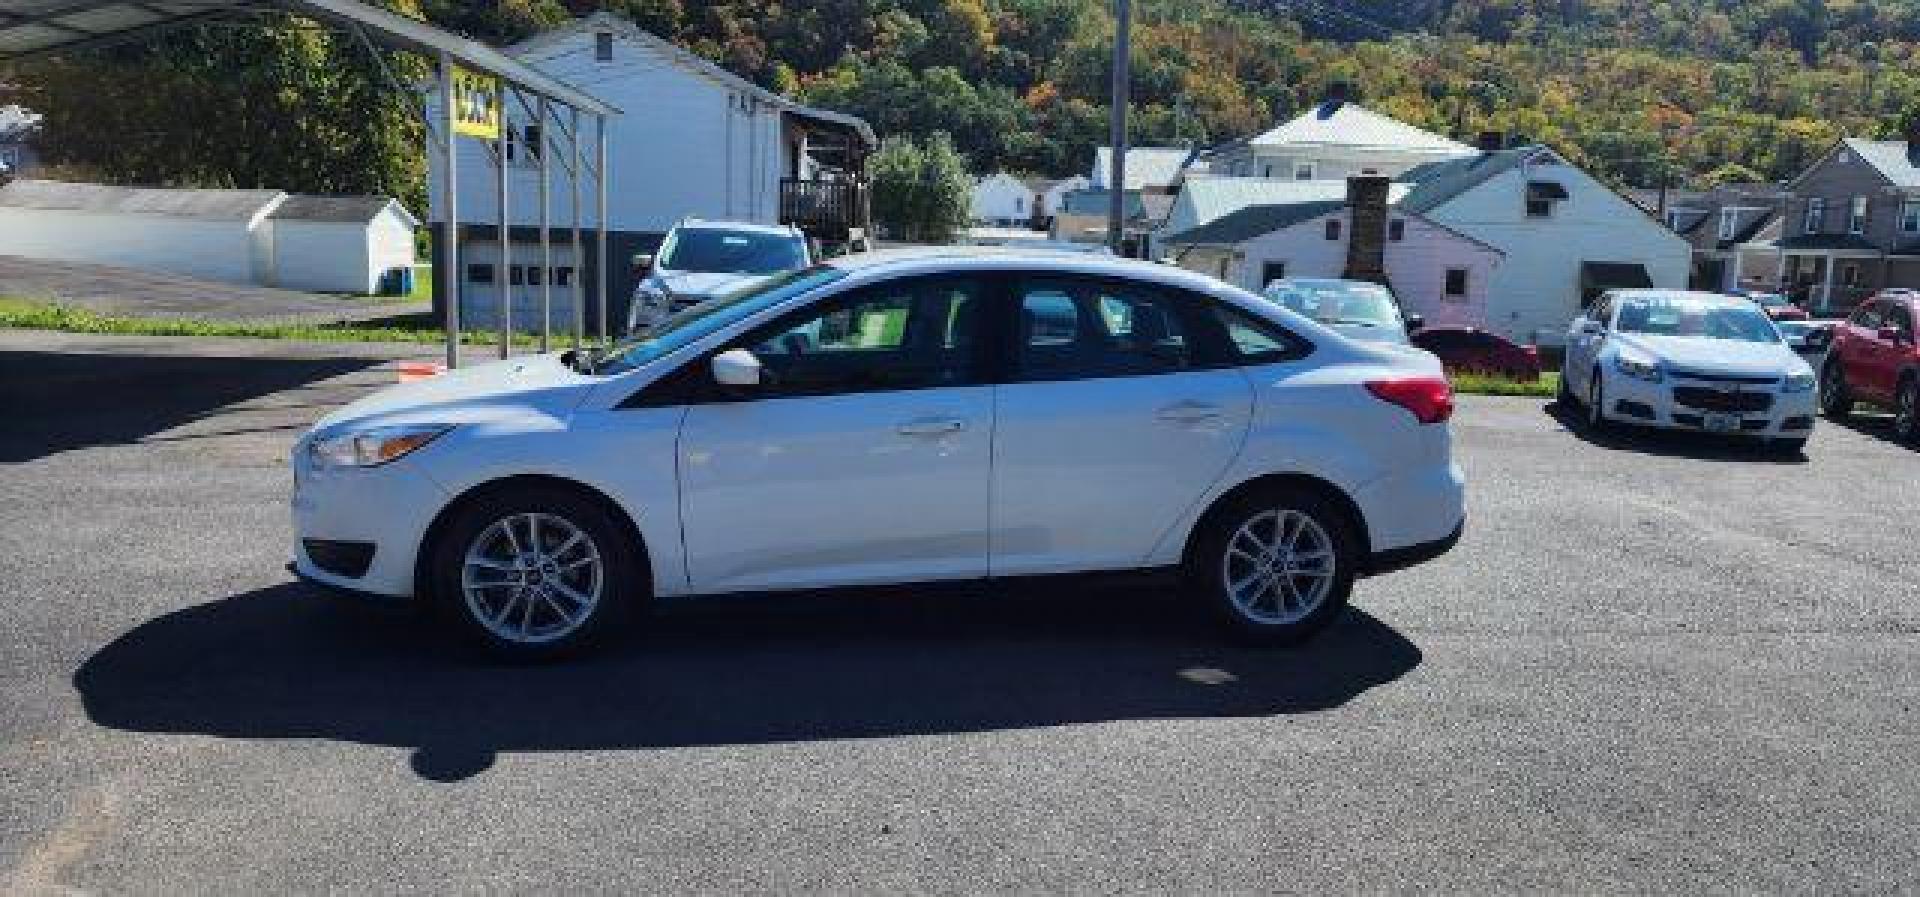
xmin=1613 ymin=354 xmax=1663 ymax=383
xmin=309 ymin=424 xmax=452 ymax=468
xmin=1782 ymin=372 xmax=1816 ymax=393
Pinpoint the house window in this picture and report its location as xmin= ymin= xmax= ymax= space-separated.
xmin=1527 ymin=198 xmax=1553 ymax=217
xmin=1718 ymin=209 xmax=1737 ymax=241
xmin=466 ymin=263 xmax=495 ymax=284
xmin=1849 ymin=196 xmax=1868 ymax=234
xmin=1444 ymin=268 xmax=1469 ymax=300
xmin=1804 ymin=198 xmax=1825 ymax=234
xmin=1324 ymin=219 xmax=1342 ymax=241
xmin=508 ymin=265 xmax=525 ymax=286
xmin=595 ymin=32 xmax=613 ymax=61
xmin=1260 ymin=261 xmax=1287 ymax=287
xmin=1842 ymin=263 xmax=1861 ymax=287
xmin=554 ymin=266 xmax=575 ymax=287
xmin=1902 ymin=200 xmax=1920 ymax=233
xmin=1014 ymin=197 xmax=1024 ymax=213
xmin=526 ymin=265 xmax=543 ymax=286
xmin=1293 ymin=161 xmax=1316 ymax=181
xmin=1388 ymin=219 xmax=1406 ymax=242
xmin=1262 ymin=164 xmax=1274 ymax=178
xmin=523 ymin=124 xmax=542 ymax=161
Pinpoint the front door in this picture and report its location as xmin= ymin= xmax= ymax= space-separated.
xmin=678 ymin=276 xmax=993 ymax=592
xmin=989 ymin=276 xmax=1253 ymax=576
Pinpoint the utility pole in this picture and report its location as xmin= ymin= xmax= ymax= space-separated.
xmin=1106 ymin=0 xmax=1131 ymax=256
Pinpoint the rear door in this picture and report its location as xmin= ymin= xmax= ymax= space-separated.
xmin=988 ymin=276 xmax=1253 ymax=576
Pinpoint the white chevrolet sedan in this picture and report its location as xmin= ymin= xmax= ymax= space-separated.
xmin=293 ymin=250 xmax=1466 ymax=658
xmin=1560 ymin=289 xmax=1818 ymax=453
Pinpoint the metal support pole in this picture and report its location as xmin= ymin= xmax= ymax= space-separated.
xmin=437 ymin=52 xmax=461 ymax=370
xmin=596 ymin=114 xmax=610 ymax=343
xmin=1106 ymin=0 xmax=1132 ymax=256
xmin=538 ymin=95 xmax=553 ymax=353
xmin=496 ymin=86 xmax=513 ymax=359
xmin=570 ymin=107 xmax=585 ymax=350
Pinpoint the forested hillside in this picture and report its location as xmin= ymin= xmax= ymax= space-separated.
xmin=8 ymin=0 xmax=1920 ymax=208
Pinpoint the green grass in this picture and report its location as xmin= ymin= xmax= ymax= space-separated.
xmin=1450 ymin=370 xmax=1559 ymax=397
xmin=0 ymin=297 xmax=537 ymax=347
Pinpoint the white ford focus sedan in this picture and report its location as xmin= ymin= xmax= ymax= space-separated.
xmin=293 ymin=249 xmax=1465 ymax=658
xmin=1559 ymin=289 xmax=1818 ymax=453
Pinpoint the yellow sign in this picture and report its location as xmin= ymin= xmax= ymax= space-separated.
xmin=451 ymin=67 xmax=501 ymax=140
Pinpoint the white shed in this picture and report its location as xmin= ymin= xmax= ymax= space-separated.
xmin=971 ymin=172 xmax=1034 ymax=225
xmin=264 ymin=195 xmax=420 ymax=294
xmin=0 ymin=179 xmax=280 ymax=284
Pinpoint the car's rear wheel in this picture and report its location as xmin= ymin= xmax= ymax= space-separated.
xmin=1186 ymin=487 xmax=1358 ymax=645
xmin=1895 ymin=376 xmax=1920 ymax=444
xmin=1820 ymin=359 xmax=1854 ymax=420
xmin=430 ymin=486 xmax=642 ymax=660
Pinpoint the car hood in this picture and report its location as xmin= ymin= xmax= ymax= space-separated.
xmin=652 ymin=270 xmax=773 ymax=300
xmin=313 ymin=353 xmax=597 ymax=433
xmin=1614 ymin=334 xmax=1807 ymax=376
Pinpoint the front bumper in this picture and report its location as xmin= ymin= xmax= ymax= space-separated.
xmin=1600 ymin=374 xmax=1818 ymax=438
xmin=290 ymin=446 xmax=452 ymax=598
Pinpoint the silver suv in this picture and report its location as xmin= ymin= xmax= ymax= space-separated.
xmin=628 ymin=219 xmax=810 ymax=334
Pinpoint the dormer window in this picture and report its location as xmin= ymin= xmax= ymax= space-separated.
xmin=1525 ymin=180 xmax=1567 ymax=218
xmin=1718 ymin=208 xmax=1737 ymax=241
xmin=595 ymin=32 xmax=613 ymax=61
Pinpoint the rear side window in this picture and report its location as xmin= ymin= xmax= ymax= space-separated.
xmin=1206 ymin=303 xmax=1312 ymax=366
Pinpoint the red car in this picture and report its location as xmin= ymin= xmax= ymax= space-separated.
xmin=1410 ymin=327 xmax=1542 ymax=381
xmin=1820 ymin=292 xmax=1920 ymax=442
xmin=1739 ymin=291 xmax=1810 ymax=322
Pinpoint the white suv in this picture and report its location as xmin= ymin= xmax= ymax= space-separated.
xmin=294 ymin=249 xmax=1466 ymax=658
xmin=627 ymin=219 xmax=809 ymax=334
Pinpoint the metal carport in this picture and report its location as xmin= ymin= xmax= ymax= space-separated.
xmin=0 ymin=0 xmax=620 ymax=367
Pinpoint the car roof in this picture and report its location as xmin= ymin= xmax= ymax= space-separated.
xmin=1606 ymin=288 xmax=1753 ymax=306
xmin=673 ymin=218 xmax=801 ymax=237
xmin=823 ymin=246 xmax=1245 ymax=294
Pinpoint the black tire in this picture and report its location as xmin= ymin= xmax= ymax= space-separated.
xmin=1185 ymin=485 xmax=1360 ymax=646
xmin=1895 ymin=376 xmax=1920 ymax=445
xmin=428 ymin=485 xmax=644 ymax=661
xmin=1555 ymin=367 xmax=1575 ymax=407
xmin=1586 ymin=368 xmax=1613 ymax=433
xmin=1820 ymin=359 xmax=1854 ymax=420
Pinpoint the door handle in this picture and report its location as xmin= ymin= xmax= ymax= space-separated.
xmin=1156 ymin=401 xmax=1225 ymax=422
xmin=896 ymin=417 xmax=966 ymax=437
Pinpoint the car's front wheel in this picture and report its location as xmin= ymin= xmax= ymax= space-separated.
xmin=429 ymin=485 xmax=643 ymax=660
xmin=1820 ymin=359 xmax=1854 ymax=420
xmin=1187 ymin=487 xmax=1358 ymax=645
xmin=1895 ymin=376 xmax=1920 ymax=444
xmin=1586 ymin=368 xmax=1613 ymax=433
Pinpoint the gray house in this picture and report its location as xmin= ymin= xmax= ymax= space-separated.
xmin=1668 ymin=183 xmax=1788 ymax=293
xmin=1778 ymin=134 xmax=1920 ymax=313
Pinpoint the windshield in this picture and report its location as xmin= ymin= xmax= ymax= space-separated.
xmin=1264 ymin=281 xmax=1402 ymax=329
xmin=659 ymin=228 xmax=807 ymax=275
xmin=593 ymin=267 xmax=846 ymax=375
xmin=1612 ymin=295 xmax=1781 ymax=343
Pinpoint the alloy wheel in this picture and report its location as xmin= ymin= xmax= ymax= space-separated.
xmin=1219 ymin=509 xmax=1336 ymax=625
xmin=460 ymin=512 xmax=604 ymax=644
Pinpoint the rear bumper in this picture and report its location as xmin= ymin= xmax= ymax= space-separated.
xmin=1366 ymin=517 xmax=1463 ymax=577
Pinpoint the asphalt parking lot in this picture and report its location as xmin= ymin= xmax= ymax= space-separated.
xmin=2 ymin=330 xmax=1916 ymax=892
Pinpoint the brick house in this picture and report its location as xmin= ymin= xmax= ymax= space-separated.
xmin=1778 ymin=134 xmax=1920 ymax=313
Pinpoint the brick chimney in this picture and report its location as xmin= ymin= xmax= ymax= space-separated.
xmin=1476 ymin=130 xmax=1505 ymax=153
xmin=1342 ymin=175 xmax=1392 ymax=288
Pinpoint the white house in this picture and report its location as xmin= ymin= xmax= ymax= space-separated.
xmin=971 ymin=172 xmax=1034 ymax=225
xmin=1090 ymin=146 xmax=1204 ymax=191
xmin=1208 ymin=95 xmax=1474 ymax=181
xmin=1032 ymin=175 xmax=1089 ymax=219
xmin=0 ymin=179 xmax=417 ymax=292
xmin=425 ymin=12 xmax=876 ymax=333
xmin=1396 ymin=144 xmax=1692 ymax=344
xmin=263 ymin=195 xmax=421 ymax=294
xmin=1162 ymin=185 xmax=1505 ymax=330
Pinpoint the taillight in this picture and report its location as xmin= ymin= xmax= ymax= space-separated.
xmin=1366 ymin=376 xmax=1454 ymax=424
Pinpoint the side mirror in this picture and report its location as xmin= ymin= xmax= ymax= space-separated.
xmin=711 ymin=348 xmax=763 ymax=388
xmin=1404 ymin=313 xmax=1425 ymax=332
xmin=631 ymin=253 xmax=654 ymax=275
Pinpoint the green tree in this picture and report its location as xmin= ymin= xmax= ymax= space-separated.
xmin=868 ymin=132 xmax=969 ymax=243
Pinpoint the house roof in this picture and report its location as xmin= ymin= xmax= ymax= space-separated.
xmin=1163 ymin=200 xmax=1346 ymax=245
xmin=510 ymin=12 xmax=873 ymax=146
xmin=1395 ymin=146 xmax=1542 ymax=215
xmin=0 ymin=179 xmax=282 ymax=221
xmin=269 ymin=194 xmax=418 ymax=226
xmin=1842 ymin=138 xmax=1920 ymax=189
xmin=1718 ymin=209 xmax=1778 ymax=249
xmin=1174 ymin=176 xmax=1412 ymax=229
xmin=1776 ymin=232 xmax=1883 ymax=252
xmin=1249 ymin=101 xmax=1471 ymax=154
xmin=1091 ymin=146 xmax=1203 ymax=190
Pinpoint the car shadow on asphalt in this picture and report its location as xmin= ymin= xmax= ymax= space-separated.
xmin=0 ymin=350 xmax=381 ymax=463
xmin=1542 ymin=399 xmax=1811 ymax=463
xmin=1824 ymin=409 xmax=1916 ymax=452
xmin=73 ymin=580 xmax=1421 ymax=783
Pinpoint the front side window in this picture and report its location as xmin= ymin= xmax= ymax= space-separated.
xmin=658 ymin=228 xmax=807 ymax=275
xmin=1611 ymin=294 xmax=1780 ymax=343
xmin=739 ymin=278 xmax=984 ymax=397
xmin=1013 ymin=279 xmax=1194 ymax=382
xmin=597 ymin=267 xmax=845 ymax=375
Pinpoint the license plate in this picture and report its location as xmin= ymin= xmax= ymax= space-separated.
xmin=1703 ymin=413 xmax=1740 ymax=432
